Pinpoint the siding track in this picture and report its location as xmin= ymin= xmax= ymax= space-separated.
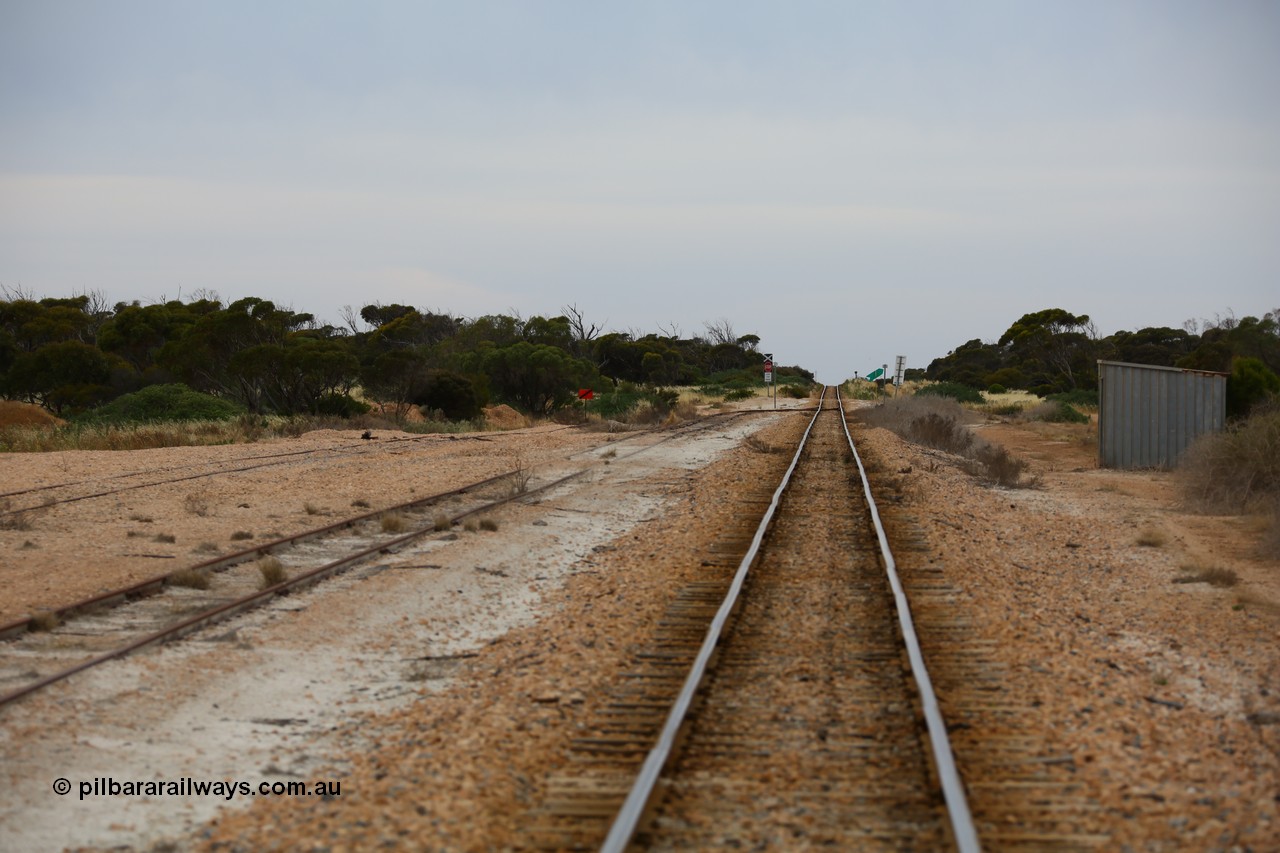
xmin=0 ymin=411 xmax=774 ymax=709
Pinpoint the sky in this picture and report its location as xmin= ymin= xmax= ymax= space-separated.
xmin=1 ymin=1 xmax=1277 ymax=384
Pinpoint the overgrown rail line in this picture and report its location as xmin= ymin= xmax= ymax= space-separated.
xmin=0 ymin=412 xmax=765 ymax=640
xmin=0 ymin=433 xmax=438 ymax=510
xmin=526 ymin=389 xmax=979 ymax=851
xmin=0 ymin=428 xmax=556 ymax=517
xmin=0 ymin=409 xmax=778 ymax=710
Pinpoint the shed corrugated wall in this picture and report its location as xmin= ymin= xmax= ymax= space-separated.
xmin=1097 ymin=360 xmax=1227 ymax=469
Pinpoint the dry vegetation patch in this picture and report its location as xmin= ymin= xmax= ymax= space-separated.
xmin=170 ymin=568 xmax=211 ymax=590
xmin=0 ymin=401 xmax=65 ymax=428
xmin=1173 ymin=566 xmax=1240 ymax=588
xmin=257 ymin=556 xmax=287 ymax=589
xmin=857 ymin=396 xmax=1039 ymax=488
xmin=380 ymin=513 xmax=408 ymax=534
xmin=1178 ymin=403 xmax=1280 ymax=559
xmin=1135 ymin=527 xmax=1168 ymax=547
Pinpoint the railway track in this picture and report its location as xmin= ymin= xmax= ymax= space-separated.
xmin=0 ymin=409 xmax=779 ymax=710
xmin=527 ymin=389 xmax=978 ymax=851
xmin=0 ymin=430 xmax=546 ymax=518
xmin=0 ymin=433 xmax=421 ymax=511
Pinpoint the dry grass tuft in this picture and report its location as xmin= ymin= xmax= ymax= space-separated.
xmin=861 ymin=395 xmax=969 ymax=445
xmin=968 ymin=444 xmax=1038 ymax=488
xmin=129 ymin=513 xmax=153 ymax=523
xmin=194 ymin=541 xmax=220 ymax=554
xmin=170 ymin=568 xmax=210 ymax=590
xmin=671 ymin=400 xmax=699 ymax=422
xmin=1024 ymin=400 xmax=1090 ymax=424
xmin=230 ymin=530 xmax=254 ymax=541
xmin=505 ymin=451 xmax=532 ymax=496
xmin=0 ymin=498 xmax=46 ymax=531
xmin=1260 ymin=500 xmax=1280 ymax=560
xmin=182 ymin=491 xmax=211 ymax=517
xmin=479 ymin=518 xmax=499 ymax=532
xmin=860 ymin=397 xmax=1037 ymax=488
xmin=1179 ymin=405 xmax=1280 ymax=559
xmin=30 ymin=610 xmax=59 ymax=632
xmin=909 ymin=412 xmax=975 ymax=455
xmin=744 ymin=434 xmax=781 ymax=454
xmin=352 ymin=498 xmax=371 ymax=508
xmin=1234 ymin=591 xmax=1280 ymax=614
xmin=433 ymin=513 xmax=453 ymax=532
xmin=1174 ymin=566 xmax=1240 ymax=588
xmin=463 ymin=518 xmax=479 ymax=533
xmin=257 ymin=556 xmax=287 ymax=589
xmin=381 ymin=513 xmax=408 ymax=533
xmin=1178 ymin=403 xmax=1280 ymax=514
xmin=154 ymin=532 xmax=177 ymax=544
xmin=1136 ymin=528 xmax=1168 ymax=548
xmin=303 ymin=502 xmax=324 ymax=516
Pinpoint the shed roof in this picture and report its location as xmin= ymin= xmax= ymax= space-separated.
xmin=1096 ymin=359 xmax=1229 ymax=378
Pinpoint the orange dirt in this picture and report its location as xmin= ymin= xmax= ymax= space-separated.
xmin=0 ymin=402 xmax=64 ymax=429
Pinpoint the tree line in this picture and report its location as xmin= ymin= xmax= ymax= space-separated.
xmin=0 ymin=290 xmax=798 ymax=419
xmin=923 ymin=307 xmax=1280 ymax=415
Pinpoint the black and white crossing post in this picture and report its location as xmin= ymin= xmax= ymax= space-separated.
xmin=763 ymin=353 xmax=775 ymax=409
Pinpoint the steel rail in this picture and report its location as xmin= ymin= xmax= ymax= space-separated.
xmin=836 ymin=386 xmax=982 ymax=853
xmin=599 ymin=387 xmax=829 ymax=853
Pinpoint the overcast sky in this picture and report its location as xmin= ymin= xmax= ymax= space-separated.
xmin=2 ymin=1 xmax=1277 ymax=382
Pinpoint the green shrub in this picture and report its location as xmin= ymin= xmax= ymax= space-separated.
xmin=724 ymin=388 xmax=755 ymax=401
xmin=915 ymin=382 xmax=984 ymax=404
xmin=413 ymin=369 xmax=485 ymax=421
xmin=403 ymin=416 xmax=483 ymax=435
xmin=841 ymin=381 xmax=884 ymax=401
xmin=1226 ymin=357 xmax=1280 ymax=420
xmin=779 ymin=383 xmax=812 ymax=399
xmin=987 ymin=383 xmax=1007 ymax=395
xmin=1028 ymin=401 xmax=1090 ymax=424
xmin=707 ymin=368 xmax=762 ymax=387
xmin=583 ymin=386 xmax=680 ymax=420
xmin=1046 ymin=388 xmax=1098 ymax=408
xmin=77 ymin=384 xmax=243 ymax=424
xmin=314 ymin=393 xmax=371 ymax=417
xmin=984 ymin=367 xmax=1026 ymax=390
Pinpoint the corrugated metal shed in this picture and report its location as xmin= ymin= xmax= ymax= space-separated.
xmin=1097 ymin=360 xmax=1227 ymax=469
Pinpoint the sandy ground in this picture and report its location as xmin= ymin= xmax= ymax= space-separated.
xmin=1 ymin=398 xmax=1278 ymax=851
